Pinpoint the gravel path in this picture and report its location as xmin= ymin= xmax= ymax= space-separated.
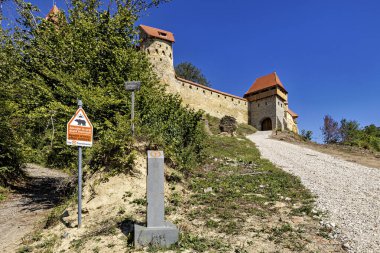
xmin=0 ymin=164 xmax=71 ymax=253
xmin=247 ymin=131 xmax=380 ymax=253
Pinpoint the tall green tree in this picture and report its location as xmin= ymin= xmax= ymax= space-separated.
xmin=175 ymin=61 xmax=211 ymax=87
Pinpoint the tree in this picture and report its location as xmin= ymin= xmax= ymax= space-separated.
xmin=321 ymin=115 xmax=340 ymax=143
xmin=175 ymin=62 xmax=211 ymax=87
xmin=339 ymin=119 xmax=360 ymax=143
xmin=0 ymin=0 xmax=205 ymax=175
xmin=300 ymin=129 xmax=313 ymax=141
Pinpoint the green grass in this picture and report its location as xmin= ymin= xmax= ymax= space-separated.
xmin=0 ymin=186 xmax=9 ymax=202
xmin=188 ymin=134 xmax=314 ymax=236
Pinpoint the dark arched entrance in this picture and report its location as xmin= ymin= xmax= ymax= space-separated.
xmin=261 ymin=118 xmax=272 ymax=131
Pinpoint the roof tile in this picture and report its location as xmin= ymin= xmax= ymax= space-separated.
xmin=139 ymin=24 xmax=175 ymax=43
xmin=244 ymin=72 xmax=287 ymax=96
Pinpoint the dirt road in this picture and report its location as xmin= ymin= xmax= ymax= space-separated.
xmin=0 ymin=164 xmax=70 ymax=253
xmin=248 ymin=131 xmax=380 ymax=253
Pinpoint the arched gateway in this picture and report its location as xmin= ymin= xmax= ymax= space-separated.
xmin=261 ymin=118 xmax=272 ymax=131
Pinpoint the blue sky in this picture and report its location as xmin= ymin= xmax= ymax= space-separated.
xmin=6 ymin=0 xmax=380 ymax=142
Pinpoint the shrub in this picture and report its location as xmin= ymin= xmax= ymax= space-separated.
xmin=219 ymin=116 xmax=237 ymax=134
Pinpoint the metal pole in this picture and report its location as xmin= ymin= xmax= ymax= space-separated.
xmin=77 ymin=99 xmax=83 ymax=228
xmin=131 ymin=91 xmax=135 ymax=136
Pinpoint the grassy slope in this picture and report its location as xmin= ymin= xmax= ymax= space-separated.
xmin=19 ymin=117 xmax=343 ymax=252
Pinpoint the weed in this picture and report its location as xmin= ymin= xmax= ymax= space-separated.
xmin=176 ymin=232 xmax=230 ymax=252
xmin=122 ymin=191 xmax=133 ymax=202
xmin=17 ymin=246 xmax=32 ymax=253
xmin=0 ymin=186 xmax=9 ymax=202
xmin=205 ymin=219 xmax=219 ymax=228
xmin=130 ymin=198 xmax=146 ymax=205
xmin=70 ymin=239 xmax=83 ymax=252
xmin=118 ymin=206 xmax=126 ymax=215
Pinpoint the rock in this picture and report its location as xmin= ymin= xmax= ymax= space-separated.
xmin=274 ymin=201 xmax=287 ymax=208
xmin=259 ymin=184 xmax=265 ymax=188
xmin=285 ymin=197 xmax=292 ymax=201
xmin=291 ymin=216 xmax=304 ymax=224
xmin=61 ymin=210 xmax=69 ymax=218
xmin=342 ymin=243 xmax=350 ymax=250
xmin=62 ymin=232 xmax=70 ymax=239
xmin=204 ymin=187 xmax=213 ymax=193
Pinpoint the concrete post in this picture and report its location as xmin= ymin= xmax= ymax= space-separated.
xmin=134 ymin=150 xmax=179 ymax=248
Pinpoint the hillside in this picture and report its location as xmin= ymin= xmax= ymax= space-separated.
xmin=17 ymin=120 xmax=344 ymax=253
xmin=272 ymin=131 xmax=380 ymax=169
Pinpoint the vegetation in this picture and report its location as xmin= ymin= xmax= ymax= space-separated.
xmin=175 ymin=61 xmax=211 ymax=87
xmin=321 ymin=115 xmax=380 ymax=151
xmin=0 ymin=0 xmax=205 ymax=185
xmin=300 ymin=129 xmax=313 ymax=141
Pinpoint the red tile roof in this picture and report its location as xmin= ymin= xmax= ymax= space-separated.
xmin=139 ymin=25 xmax=175 ymax=43
xmin=176 ymin=77 xmax=246 ymax=101
xmin=288 ymin=108 xmax=298 ymax=118
xmin=244 ymin=72 xmax=287 ymax=96
xmin=45 ymin=5 xmax=60 ymax=21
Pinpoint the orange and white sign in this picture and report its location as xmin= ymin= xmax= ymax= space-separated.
xmin=67 ymin=108 xmax=93 ymax=147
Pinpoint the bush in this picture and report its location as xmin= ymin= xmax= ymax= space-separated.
xmin=219 ymin=116 xmax=237 ymax=134
xmin=0 ymin=99 xmax=24 ymax=186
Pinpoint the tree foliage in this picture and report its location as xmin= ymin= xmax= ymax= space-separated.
xmin=175 ymin=62 xmax=211 ymax=87
xmin=0 ymin=0 xmax=205 ymax=184
xmin=300 ymin=129 xmax=313 ymax=141
xmin=321 ymin=115 xmax=340 ymax=143
xmin=321 ymin=115 xmax=380 ymax=151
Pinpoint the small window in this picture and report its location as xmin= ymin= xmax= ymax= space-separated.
xmin=159 ymin=58 xmax=162 ymax=61
xmin=281 ymin=104 xmax=282 ymax=107
xmin=155 ymin=49 xmax=158 ymax=54
xmin=224 ymin=96 xmax=226 ymax=99
xmin=182 ymin=83 xmax=184 ymax=86
xmin=218 ymin=94 xmax=220 ymax=98
xmin=162 ymin=50 xmax=165 ymax=55
xmin=196 ymin=87 xmax=198 ymax=90
xmin=231 ymin=98 xmax=234 ymax=101
xmin=147 ymin=49 xmax=150 ymax=54
xmin=245 ymin=102 xmax=247 ymax=105
xmin=203 ymin=90 xmax=205 ymax=94
xmin=189 ymin=85 xmax=192 ymax=89
xmin=169 ymin=53 xmax=172 ymax=59
xmin=158 ymin=31 xmax=167 ymax=37
xmin=166 ymin=46 xmax=168 ymax=50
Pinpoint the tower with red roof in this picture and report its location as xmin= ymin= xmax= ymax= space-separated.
xmin=244 ymin=72 xmax=298 ymax=132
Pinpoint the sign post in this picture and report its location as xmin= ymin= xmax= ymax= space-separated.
xmin=125 ymin=81 xmax=141 ymax=136
xmin=67 ymin=100 xmax=93 ymax=228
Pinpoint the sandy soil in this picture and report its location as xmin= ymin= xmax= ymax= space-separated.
xmin=0 ymin=164 xmax=70 ymax=253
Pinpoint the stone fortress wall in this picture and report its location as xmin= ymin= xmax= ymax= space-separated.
xmin=139 ymin=25 xmax=298 ymax=132
xmin=139 ymin=25 xmax=248 ymax=124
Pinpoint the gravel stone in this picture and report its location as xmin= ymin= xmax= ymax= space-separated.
xmin=248 ymin=131 xmax=380 ymax=253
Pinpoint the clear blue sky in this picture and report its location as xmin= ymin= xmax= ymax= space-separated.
xmin=7 ymin=0 xmax=380 ymax=142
